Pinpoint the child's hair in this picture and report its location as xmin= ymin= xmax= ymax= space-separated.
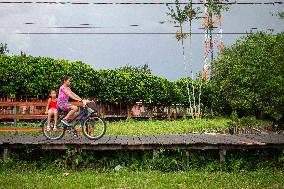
xmin=61 ymin=75 xmax=69 ymax=84
xmin=49 ymin=89 xmax=57 ymax=98
xmin=50 ymin=89 xmax=56 ymax=94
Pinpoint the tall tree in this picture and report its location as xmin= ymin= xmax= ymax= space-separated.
xmin=167 ymin=0 xmax=200 ymax=117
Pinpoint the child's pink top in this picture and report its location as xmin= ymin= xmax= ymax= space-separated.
xmin=58 ymin=84 xmax=71 ymax=102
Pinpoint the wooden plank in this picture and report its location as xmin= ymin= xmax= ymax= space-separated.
xmin=154 ymin=135 xmax=173 ymax=145
xmin=243 ymin=134 xmax=284 ymax=144
xmin=0 ymin=102 xmax=47 ymax=106
xmin=0 ymin=101 xmax=83 ymax=107
xmin=114 ymin=136 xmax=124 ymax=145
xmin=219 ymin=134 xmax=252 ymax=145
xmin=183 ymin=134 xmax=206 ymax=144
xmin=168 ymin=134 xmax=186 ymax=144
xmin=95 ymin=136 xmax=111 ymax=145
xmin=0 ymin=127 xmax=86 ymax=132
xmin=0 ymin=134 xmax=284 ymax=151
xmin=106 ymin=136 xmax=118 ymax=145
xmin=139 ymin=136 xmax=156 ymax=145
xmin=127 ymin=137 xmax=135 ymax=145
xmin=0 ymin=114 xmax=132 ymax=120
xmin=0 ymin=114 xmax=46 ymax=120
xmin=0 ymin=127 xmax=42 ymax=132
xmin=147 ymin=135 xmax=158 ymax=145
xmin=181 ymin=134 xmax=196 ymax=144
xmin=133 ymin=136 xmax=142 ymax=145
xmin=121 ymin=136 xmax=130 ymax=145
xmin=233 ymin=135 xmax=267 ymax=145
xmin=126 ymin=137 xmax=141 ymax=146
xmin=199 ymin=134 xmax=228 ymax=144
xmin=0 ymin=115 xmax=83 ymax=120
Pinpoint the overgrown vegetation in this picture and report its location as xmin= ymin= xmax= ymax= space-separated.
xmin=211 ymin=32 xmax=284 ymax=123
xmin=2 ymin=147 xmax=284 ymax=171
xmin=1 ymin=148 xmax=284 ymax=188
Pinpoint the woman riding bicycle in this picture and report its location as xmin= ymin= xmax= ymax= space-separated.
xmin=58 ymin=75 xmax=82 ymax=126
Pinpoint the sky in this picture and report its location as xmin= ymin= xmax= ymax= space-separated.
xmin=0 ymin=0 xmax=283 ymax=81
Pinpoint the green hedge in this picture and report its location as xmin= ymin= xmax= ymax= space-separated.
xmin=0 ymin=55 xmax=212 ymax=110
xmin=0 ymin=55 xmax=96 ymax=98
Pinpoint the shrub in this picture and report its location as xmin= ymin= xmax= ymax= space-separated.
xmin=211 ymin=32 xmax=284 ymax=122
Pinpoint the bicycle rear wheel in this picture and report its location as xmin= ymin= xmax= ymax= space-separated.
xmin=82 ymin=116 xmax=106 ymax=140
xmin=42 ymin=118 xmax=65 ymax=140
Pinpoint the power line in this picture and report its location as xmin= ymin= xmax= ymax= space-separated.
xmin=15 ymin=32 xmax=254 ymax=35
xmin=0 ymin=1 xmax=282 ymax=5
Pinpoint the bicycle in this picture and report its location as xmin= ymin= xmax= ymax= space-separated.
xmin=40 ymin=100 xmax=106 ymax=140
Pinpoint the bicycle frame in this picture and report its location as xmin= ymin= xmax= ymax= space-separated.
xmin=40 ymin=107 xmax=90 ymax=129
xmin=63 ymin=108 xmax=89 ymax=129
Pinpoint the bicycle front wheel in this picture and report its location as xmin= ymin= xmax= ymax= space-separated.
xmin=82 ymin=116 xmax=106 ymax=140
xmin=42 ymin=118 xmax=65 ymax=140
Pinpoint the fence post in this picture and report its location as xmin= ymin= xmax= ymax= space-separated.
xmin=152 ymin=149 xmax=158 ymax=160
xmin=71 ymin=149 xmax=78 ymax=170
xmin=185 ymin=150 xmax=192 ymax=166
xmin=13 ymin=105 xmax=17 ymax=127
xmin=219 ymin=149 xmax=226 ymax=169
xmin=3 ymin=148 xmax=10 ymax=161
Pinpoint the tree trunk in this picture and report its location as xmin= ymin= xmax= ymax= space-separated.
xmin=180 ymin=25 xmax=193 ymax=117
xmin=149 ymin=108 xmax=153 ymax=120
xmin=198 ymin=80 xmax=202 ymax=118
xmin=167 ymin=106 xmax=171 ymax=121
xmin=189 ymin=17 xmax=196 ymax=118
xmin=187 ymin=1 xmax=196 ymax=118
xmin=174 ymin=104 xmax=177 ymax=120
xmin=127 ymin=104 xmax=132 ymax=120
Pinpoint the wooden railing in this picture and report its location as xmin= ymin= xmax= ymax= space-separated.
xmin=0 ymin=101 xmax=183 ymax=132
xmin=0 ymin=101 xmax=82 ymax=107
xmin=0 ymin=101 xmax=83 ymax=120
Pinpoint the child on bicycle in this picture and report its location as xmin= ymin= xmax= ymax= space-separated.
xmin=58 ymin=75 xmax=82 ymax=126
xmin=45 ymin=89 xmax=58 ymax=131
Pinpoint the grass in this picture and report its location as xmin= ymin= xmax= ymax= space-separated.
xmin=0 ymin=117 xmax=272 ymax=136
xmin=105 ymin=117 xmax=271 ymax=136
xmin=0 ymin=168 xmax=283 ymax=189
xmin=106 ymin=117 xmax=229 ymax=135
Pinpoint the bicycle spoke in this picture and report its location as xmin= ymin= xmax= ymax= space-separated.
xmin=82 ymin=116 xmax=106 ymax=140
xmin=42 ymin=118 xmax=65 ymax=140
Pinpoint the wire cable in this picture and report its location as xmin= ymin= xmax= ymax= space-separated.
xmin=0 ymin=1 xmax=282 ymax=5
xmin=15 ymin=32 xmax=254 ymax=35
